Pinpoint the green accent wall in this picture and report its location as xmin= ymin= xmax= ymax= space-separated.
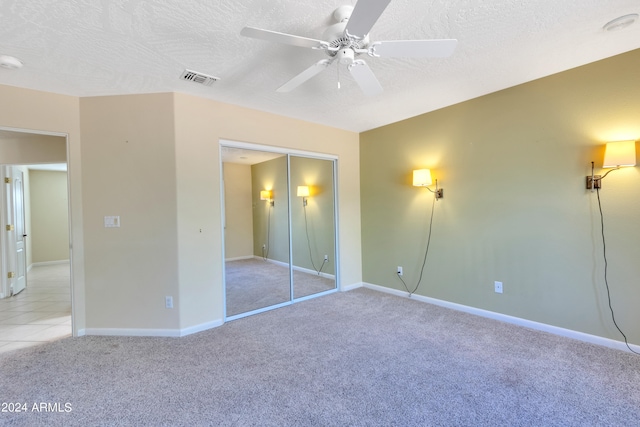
xmin=360 ymin=49 xmax=640 ymax=345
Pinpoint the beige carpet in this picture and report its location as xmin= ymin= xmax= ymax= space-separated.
xmin=1 ymin=288 xmax=639 ymax=426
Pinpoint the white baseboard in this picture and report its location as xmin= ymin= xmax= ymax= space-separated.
xmin=84 ymin=328 xmax=183 ymax=337
xmin=29 ymin=260 xmax=70 ymax=271
xmin=253 ymin=256 xmax=336 ymax=279
xmin=83 ymin=319 xmax=224 ymax=338
xmin=361 ymin=282 xmax=640 ymax=354
xmin=179 ymin=319 xmax=224 ymax=337
xmin=341 ymin=282 xmax=363 ymax=292
xmin=225 ymin=255 xmax=254 ymax=262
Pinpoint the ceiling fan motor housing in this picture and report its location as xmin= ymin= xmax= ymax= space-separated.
xmin=333 ymin=5 xmax=353 ymax=23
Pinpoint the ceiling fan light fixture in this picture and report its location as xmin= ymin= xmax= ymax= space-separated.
xmin=603 ymin=14 xmax=638 ymax=32
xmin=338 ymin=48 xmax=355 ymax=65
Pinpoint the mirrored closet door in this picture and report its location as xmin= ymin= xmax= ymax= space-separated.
xmin=222 ymin=144 xmax=337 ymax=320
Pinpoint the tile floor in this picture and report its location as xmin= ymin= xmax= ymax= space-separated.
xmin=0 ymin=262 xmax=71 ymax=353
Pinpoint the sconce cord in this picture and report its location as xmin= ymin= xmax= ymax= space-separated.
xmin=398 ymin=190 xmax=437 ymax=296
xmin=596 ymin=187 xmax=640 ymax=355
xmin=262 ymin=203 xmax=272 ymax=261
xmin=303 ymin=203 xmax=327 ymax=275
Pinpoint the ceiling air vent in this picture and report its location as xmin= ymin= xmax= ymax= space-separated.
xmin=180 ymin=69 xmax=219 ymax=86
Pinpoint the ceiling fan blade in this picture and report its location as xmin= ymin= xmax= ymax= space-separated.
xmin=277 ymin=59 xmax=332 ymax=93
xmin=348 ymin=60 xmax=383 ymax=96
xmin=344 ymin=0 xmax=391 ymax=39
xmin=241 ymin=27 xmax=327 ymax=49
xmin=371 ymin=39 xmax=458 ymax=58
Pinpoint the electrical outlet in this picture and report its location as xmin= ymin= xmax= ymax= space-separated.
xmin=324 ymin=254 xmax=329 ymax=261
xmin=165 ymin=296 xmax=174 ymax=309
xmin=397 ymin=266 xmax=403 ymax=276
xmin=494 ymin=281 xmax=503 ymax=294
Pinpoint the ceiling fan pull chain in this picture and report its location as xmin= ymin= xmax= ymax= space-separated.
xmin=337 ymin=64 xmax=341 ymax=89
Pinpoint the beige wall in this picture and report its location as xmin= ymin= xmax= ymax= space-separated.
xmin=223 ymin=162 xmax=254 ymax=259
xmin=360 ymin=49 xmax=640 ymax=345
xmin=0 ymin=84 xmax=85 ymax=333
xmin=29 ymin=170 xmax=69 ymax=264
xmin=0 ymin=134 xmax=66 ymax=164
xmin=80 ymin=93 xmax=180 ymax=330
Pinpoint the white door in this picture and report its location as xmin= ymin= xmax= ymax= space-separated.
xmin=2 ymin=166 xmax=27 ymax=296
xmin=12 ymin=169 xmax=27 ymax=294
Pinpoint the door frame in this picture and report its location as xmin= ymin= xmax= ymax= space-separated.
xmin=219 ymin=139 xmax=340 ymax=321
xmin=0 ymin=125 xmax=74 ymax=334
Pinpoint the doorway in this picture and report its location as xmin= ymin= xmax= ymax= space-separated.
xmin=221 ymin=141 xmax=339 ymax=320
xmin=0 ymin=128 xmax=72 ymax=350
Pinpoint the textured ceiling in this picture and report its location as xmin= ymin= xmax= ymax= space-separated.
xmin=0 ymin=0 xmax=639 ymax=132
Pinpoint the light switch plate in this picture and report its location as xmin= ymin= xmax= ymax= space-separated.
xmin=104 ymin=216 xmax=120 ymax=228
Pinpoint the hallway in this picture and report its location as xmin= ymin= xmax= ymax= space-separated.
xmin=0 ymin=263 xmax=71 ymax=353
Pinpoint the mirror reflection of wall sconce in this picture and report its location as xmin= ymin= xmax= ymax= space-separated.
xmin=297 ymin=185 xmax=310 ymax=206
xmin=586 ymin=141 xmax=637 ymax=191
xmin=413 ymin=169 xmax=443 ymax=199
xmin=260 ymin=190 xmax=274 ymax=206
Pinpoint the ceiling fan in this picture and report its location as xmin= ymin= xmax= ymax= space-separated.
xmin=240 ymin=0 xmax=457 ymax=96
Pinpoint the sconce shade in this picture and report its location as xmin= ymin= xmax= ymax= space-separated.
xmin=297 ymin=186 xmax=310 ymax=197
xmin=260 ymin=190 xmax=271 ymax=201
xmin=603 ymin=141 xmax=636 ymax=168
xmin=413 ymin=169 xmax=433 ymax=187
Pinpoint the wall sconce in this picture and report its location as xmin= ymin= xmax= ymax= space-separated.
xmin=413 ymin=169 xmax=443 ymax=199
xmin=260 ymin=190 xmax=274 ymax=206
xmin=586 ymin=141 xmax=637 ymax=190
xmin=297 ymin=185 xmax=310 ymax=206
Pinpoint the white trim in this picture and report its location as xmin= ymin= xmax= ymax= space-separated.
xmin=29 ymin=259 xmax=70 ymax=268
xmin=292 ymin=264 xmax=335 ymax=280
xmin=341 ymin=282 xmax=363 ymax=292
xmin=220 ymin=139 xmax=338 ymax=161
xmin=255 ymin=256 xmax=336 ymax=280
xmin=83 ymin=319 xmax=224 ymax=338
xmin=225 ymin=255 xmax=254 ymax=262
xmin=0 ymin=126 xmax=67 ymax=138
xmin=179 ymin=319 xmax=224 ymax=336
xmin=84 ymin=328 xmax=183 ymax=337
xmin=361 ymin=282 xmax=640 ymax=354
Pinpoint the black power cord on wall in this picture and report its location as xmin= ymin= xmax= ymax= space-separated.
xmin=595 ymin=186 xmax=640 ymax=355
xmin=262 ymin=202 xmax=272 ymax=261
xmin=397 ymin=191 xmax=436 ymax=297
xmin=303 ymin=203 xmax=327 ymax=275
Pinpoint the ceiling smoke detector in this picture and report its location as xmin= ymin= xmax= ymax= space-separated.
xmin=0 ymin=55 xmax=23 ymax=70
xmin=180 ymin=69 xmax=219 ymax=86
xmin=603 ymin=14 xmax=638 ymax=32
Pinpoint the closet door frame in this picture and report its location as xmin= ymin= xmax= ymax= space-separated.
xmin=220 ymin=139 xmax=339 ymax=321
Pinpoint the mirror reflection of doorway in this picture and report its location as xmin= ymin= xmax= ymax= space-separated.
xmin=221 ymin=143 xmax=338 ymax=319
